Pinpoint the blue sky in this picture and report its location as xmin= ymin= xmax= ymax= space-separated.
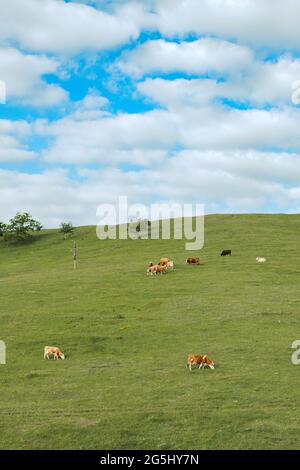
xmin=1 ymin=0 xmax=300 ymax=226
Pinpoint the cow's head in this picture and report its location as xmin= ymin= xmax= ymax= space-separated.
xmin=205 ymin=356 xmax=215 ymax=369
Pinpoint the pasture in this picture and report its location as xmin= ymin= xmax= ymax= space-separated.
xmin=1 ymin=214 xmax=300 ymax=449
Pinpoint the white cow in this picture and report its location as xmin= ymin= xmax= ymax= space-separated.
xmin=256 ymin=257 xmax=266 ymax=263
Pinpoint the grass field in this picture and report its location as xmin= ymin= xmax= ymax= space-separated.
xmin=1 ymin=214 xmax=300 ymax=450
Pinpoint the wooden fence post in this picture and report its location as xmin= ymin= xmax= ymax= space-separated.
xmin=73 ymin=241 xmax=77 ymax=270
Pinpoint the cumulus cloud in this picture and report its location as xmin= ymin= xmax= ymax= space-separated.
xmin=0 ymin=0 xmax=147 ymax=54
xmin=0 ymin=47 xmax=68 ymax=106
xmin=117 ymin=38 xmax=253 ymax=78
xmin=138 ymin=56 xmax=300 ymax=108
xmin=40 ymin=106 xmax=179 ymax=164
xmin=154 ymin=0 xmax=300 ymax=50
xmin=2 ymin=148 xmax=300 ymax=227
xmin=36 ymin=95 xmax=300 ymax=168
xmin=0 ymin=119 xmax=37 ymax=162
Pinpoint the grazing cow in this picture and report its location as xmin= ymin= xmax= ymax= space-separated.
xmin=147 ymin=265 xmax=156 ymax=275
xmin=186 ymin=256 xmax=200 ymax=265
xmin=158 ymin=257 xmax=169 ymax=266
xmin=166 ymin=260 xmax=174 ymax=269
xmin=154 ymin=265 xmax=167 ymax=274
xmin=44 ymin=346 xmax=65 ymax=360
xmin=221 ymin=249 xmax=231 ymax=256
xmin=256 ymin=257 xmax=266 ymax=263
xmin=159 ymin=258 xmax=174 ymax=269
xmin=187 ymin=354 xmax=215 ymax=371
xmin=147 ymin=264 xmax=166 ymax=275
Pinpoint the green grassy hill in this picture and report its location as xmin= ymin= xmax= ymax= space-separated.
xmin=1 ymin=214 xmax=300 ymax=450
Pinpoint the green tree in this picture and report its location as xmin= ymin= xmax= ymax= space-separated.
xmin=3 ymin=212 xmax=42 ymax=241
xmin=0 ymin=222 xmax=6 ymax=237
xmin=60 ymin=222 xmax=75 ymax=239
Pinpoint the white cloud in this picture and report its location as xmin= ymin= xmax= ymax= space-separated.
xmin=0 ymin=0 xmax=147 ymax=54
xmin=2 ymin=0 xmax=300 ymax=56
xmin=118 ymin=38 xmax=253 ymax=78
xmin=36 ymin=95 xmax=300 ymax=168
xmin=0 ymin=119 xmax=37 ymax=162
xmin=2 ymin=148 xmax=300 ymax=227
xmin=246 ymin=56 xmax=300 ymax=105
xmin=137 ymin=51 xmax=300 ymax=107
xmin=40 ymin=107 xmax=179 ymax=164
xmin=0 ymin=47 xmax=67 ymax=106
xmin=154 ymin=0 xmax=300 ymax=50
xmin=175 ymin=105 xmax=300 ymax=150
xmin=138 ymin=77 xmax=222 ymax=108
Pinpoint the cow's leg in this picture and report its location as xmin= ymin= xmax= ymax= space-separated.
xmin=189 ymin=364 xmax=192 ymax=371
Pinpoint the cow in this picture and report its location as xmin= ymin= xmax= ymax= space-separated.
xmin=44 ymin=346 xmax=65 ymax=360
xmin=256 ymin=257 xmax=266 ymax=263
xmin=147 ymin=265 xmax=156 ymax=275
xmin=154 ymin=265 xmax=167 ymax=274
xmin=221 ymin=249 xmax=231 ymax=256
xmin=158 ymin=257 xmax=169 ymax=266
xmin=187 ymin=354 xmax=215 ymax=371
xmin=186 ymin=256 xmax=200 ymax=265
xmin=158 ymin=258 xmax=174 ymax=269
xmin=166 ymin=260 xmax=174 ymax=269
xmin=147 ymin=264 xmax=166 ymax=275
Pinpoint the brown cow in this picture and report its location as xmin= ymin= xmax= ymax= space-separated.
xmin=147 ymin=265 xmax=156 ymax=275
xmin=44 ymin=346 xmax=65 ymax=360
xmin=186 ymin=256 xmax=200 ymax=265
xmin=154 ymin=265 xmax=167 ymax=275
xmin=158 ymin=258 xmax=174 ymax=269
xmin=147 ymin=264 xmax=166 ymax=275
xmin=187 ymin=354 xmax=214 ymax=371
xmin=158 ymin=258 xmax=169 ymax=266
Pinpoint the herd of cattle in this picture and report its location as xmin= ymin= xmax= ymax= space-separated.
xmin=146 ymin=250 xmax=267 ymax=275
xmin=147 ymin=255 xmax=202 ymax=275
xmin=44 ymin=248 xmax=267 ymax=370
xmin=145 ymin=248 xmax=267 ymax=370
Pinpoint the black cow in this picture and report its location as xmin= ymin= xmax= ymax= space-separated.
xmin=221 ymin=249 xmax=231 ymax=256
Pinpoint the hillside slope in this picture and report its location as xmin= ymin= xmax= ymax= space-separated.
xmin=1 ymin=214 xmax=300 ymax=449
